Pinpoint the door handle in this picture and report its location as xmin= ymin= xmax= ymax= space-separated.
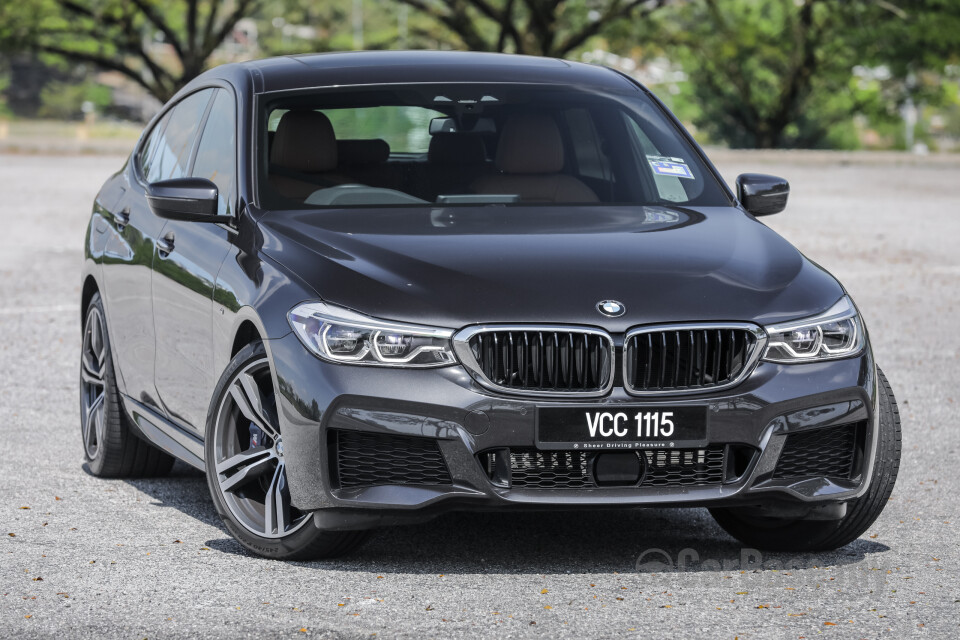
xmin=115 ymin=207 xmax=130 ymax=231
xmin=157 ymin=233 xmax=175 ymax=257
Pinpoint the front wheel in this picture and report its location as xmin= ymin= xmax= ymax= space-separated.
xmin=709 ymin=367 xmax=902 ymax=552
xmin=204 ymin=342 xmax=370 ymax=560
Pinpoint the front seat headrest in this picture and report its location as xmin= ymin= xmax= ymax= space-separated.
xmin=270 ymin=110 xmax=338 ymax=173
xmin=495 ymin=113 xmax=564 ymax=175
xmin=428 ymin=133 xmax=487 ymax=166
xmin=337 ymin=139 xmax=390 ymax=167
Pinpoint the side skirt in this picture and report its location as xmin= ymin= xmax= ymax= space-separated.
xmin=122 ymin=395 xmax=205 ymax=470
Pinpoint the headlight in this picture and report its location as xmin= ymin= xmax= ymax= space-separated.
xmin=763 ymin=297 xmax=865 ymax=363
xmin=287 ymin=301 xmax=457 ymax=367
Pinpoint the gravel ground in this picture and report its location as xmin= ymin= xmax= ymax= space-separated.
xmin=1 ymin=151 xmax=958 ymax=638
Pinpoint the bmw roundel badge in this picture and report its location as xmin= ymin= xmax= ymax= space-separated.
xmin=597 ymin=300 xmax=625 ymax=317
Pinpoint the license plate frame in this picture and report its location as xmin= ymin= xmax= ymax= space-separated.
xmin=536 ymin=406 xmax=708 ymax=450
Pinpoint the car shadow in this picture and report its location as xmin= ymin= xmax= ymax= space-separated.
xmin=213 ymin=508 xmax=890 ymax=575
xmin=122 ymin=463 xmax=891 ymax=575
xmin=119 ymin=460 xmax=226 ymax=532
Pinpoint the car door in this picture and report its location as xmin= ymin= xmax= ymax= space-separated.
xmin=103 ymin=88 xmax=217 ymax=416
xmin=98 ymin=106 xmax=177 ymax=413
xmin=152 ymin=88 xmax=236 ymax=436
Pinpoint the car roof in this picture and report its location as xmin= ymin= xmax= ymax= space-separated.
xmin=203 ymin=50 xmax=640 ymax=95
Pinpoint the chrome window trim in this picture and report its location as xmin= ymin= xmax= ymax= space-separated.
xmin=622 ymin=322 xmax=767 ymax=397
xmin=452 ymin=324 xmax=616 ymax=398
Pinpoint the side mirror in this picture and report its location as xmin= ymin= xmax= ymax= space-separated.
xmin=736 ymin=173 xmax=789 ymax=216
xmin=146 ymin=178 xmax=230 ymax=222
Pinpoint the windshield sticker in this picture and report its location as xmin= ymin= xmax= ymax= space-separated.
xmin=648 ymin=156 xmax=695 ymax=179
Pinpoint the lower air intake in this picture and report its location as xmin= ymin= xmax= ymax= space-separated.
xmin=510 ymin=449 xmax=592 ymax=489
xmin=331 ymin=430 xmax=452 ymax=489
xmin=641 ymin=447 xmax=726 ymax=486
xmin=773 ymin=422 xmax=862 ymax=480
xmin=497 ymin=446 xmax=727 ymax=489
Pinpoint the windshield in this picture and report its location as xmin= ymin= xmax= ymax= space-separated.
xmin=257 ymin=83 xmax=730 ymax=209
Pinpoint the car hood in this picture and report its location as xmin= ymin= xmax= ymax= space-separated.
xmin=257 ymin=205 xmax=844 ymax=332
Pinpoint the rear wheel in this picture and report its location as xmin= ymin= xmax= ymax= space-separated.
xmin=204 ymin=342 xmax=370 ymax=560
xmin=80 ymin=292 xmax=175 ymax=477
xmin=709 ymin=367 xmax=901 ymax=552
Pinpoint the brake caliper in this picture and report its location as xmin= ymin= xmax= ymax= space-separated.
xmin=248 ymin=423 xmax=267 ymax=449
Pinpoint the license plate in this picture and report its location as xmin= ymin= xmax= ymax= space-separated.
xmin=536 ymin=406 xmax=707 ymax=450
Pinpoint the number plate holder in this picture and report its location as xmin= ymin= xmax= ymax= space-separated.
xmin=536 ymin=406 xmax=708 ymax=450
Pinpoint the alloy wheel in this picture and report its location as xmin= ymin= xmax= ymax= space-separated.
xmin=213 ymin=358 xmax=309 ymax=539
xmin=80 ymin=305 xmax=107 ymax=460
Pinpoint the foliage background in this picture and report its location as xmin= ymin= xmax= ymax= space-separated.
xmin=0 ymin=0 xmax=957 ymax=150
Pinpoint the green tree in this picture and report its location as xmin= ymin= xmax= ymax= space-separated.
xmin=622 ymin=0 xmax=960 ymax=149
xmin=855 ymin=0 xmax=960 ymax=146
xmin=634 ymin=0 xmax=881 ymax=148
xmin=0 ymin=0 xmax=262 ymax=103
xmin=393 ymin=0 xmax=668 ymax=57
xmin=257 ymin=0 xmax=440 ymax=53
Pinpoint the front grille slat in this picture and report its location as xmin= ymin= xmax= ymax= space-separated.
xmin=644 ymin=334 xmax=652 ymax=389
xmin=658 ymin=332 xmax=667 ymax=389
xmin=712 ymin=329 xmax=722 ymax=383
xmin=727 ymin=329 xmax=735 ymax=378
xmin=521 ymin=332 xmax=530 ymax=387
xmin=573 ymin=338 xmax=589 ymax=384
xmin=672 ymin=332 xmax=680 ymax=388
xmin=624 ymin=325 xmax=759 ymax=394
xmin=698 ymin=330 xmax=706 ymax=387
xmin=466 ymin=328 xmax=612 ymax=394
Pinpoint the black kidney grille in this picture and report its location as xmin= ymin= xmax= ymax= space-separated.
xmin=331 ymin=430 xmax=452 ymax=489
xmin=469 ymin=330 xmax=611 ymax=392
xmin=625 ymin=327 xmax=758 ymax=392
xmin=502 ymin=446 xmax=726 ymax=489
xmin=773 ymin=423 xmax=860 ymax=480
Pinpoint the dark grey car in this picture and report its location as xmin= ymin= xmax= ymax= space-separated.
xmin=79 ymin=51 xmax=900 ymax=559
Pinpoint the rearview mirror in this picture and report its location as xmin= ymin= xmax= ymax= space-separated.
xmin=146 ymin=178 xmax=230 ymax=222
xmin=429 ymin=117 xmax=457 ymax=134
xmin=429 ymin=116 xmax=496 ymax=135
xmin=736 ymin=173 xmax=789 ymax=216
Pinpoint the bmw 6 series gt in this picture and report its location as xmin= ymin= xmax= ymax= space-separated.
xmin=80 ymin=51 xmax=900 ymax=559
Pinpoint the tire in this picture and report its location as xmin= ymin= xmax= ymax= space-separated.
xmin=709 ymin=367 xmax=902 ymax=552
xmin=80 ymin=292 xmax=175 ymax=478
xmin=204 ymin=341 xmax=370 ymax=560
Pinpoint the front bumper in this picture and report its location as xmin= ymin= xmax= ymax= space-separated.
xmin=268 ymin=332 xmax=878 ymax=530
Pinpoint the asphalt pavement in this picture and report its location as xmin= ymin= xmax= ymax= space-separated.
xmin=1 ymin=150 xmax=958 ymax=638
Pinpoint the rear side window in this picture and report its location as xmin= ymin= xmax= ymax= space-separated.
xmin=191 ymin=89 xmax=237 ymax=215
xmin=145 ymin=89 xmax=214 ymax=183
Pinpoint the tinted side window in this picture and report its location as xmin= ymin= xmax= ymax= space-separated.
xmin=138 ymin=112 xmax=170 ymax=180
xmin=146 ymin=89 xmax=214 ymax=183
xmin=191 ymin=89 xmax=237 ymax=215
